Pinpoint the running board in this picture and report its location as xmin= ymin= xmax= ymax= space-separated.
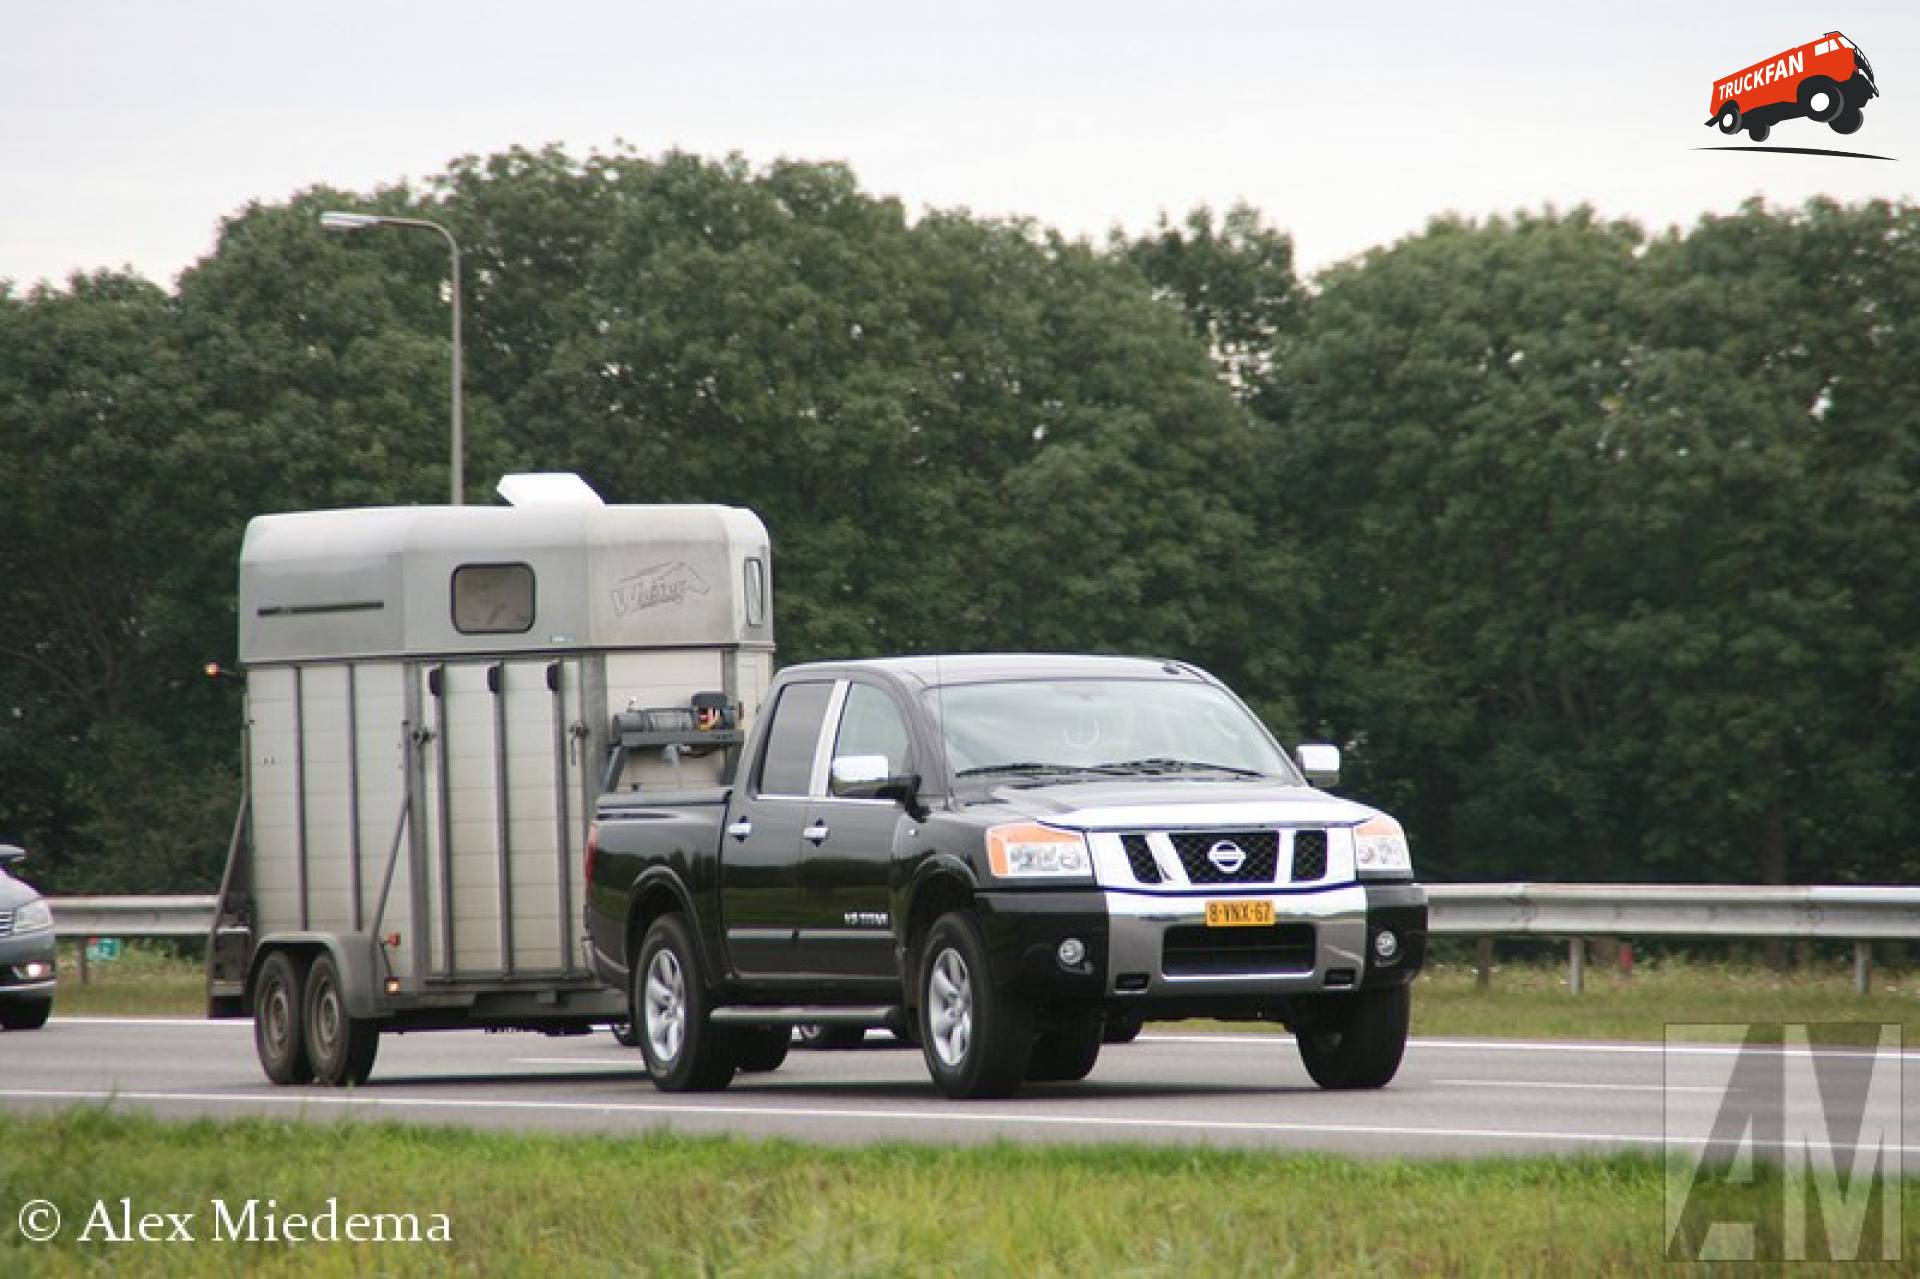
xmin=709 ymin=1005 xmax=899 ymax=1026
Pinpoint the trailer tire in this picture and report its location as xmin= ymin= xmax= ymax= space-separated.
xmin=1831 ymin=107 xmax=1864 ymax=136
xmin=735 ymin=1025 xmax=792 ymax=1073
xmin=1716 ymin=103 xmax=1741 ymax=135
xmin=634 ymin=914 xmax=735 ymax=1091
xmin=1798 ymin=76 xmax=1844 ymax=122
xmin=1292 ymin=984 xmax=1411 ymax=1090
xmin=253 ymin=951 xmax=315 ymax=1085
xmin=1026 ymin=1012 xmax=1103 ymax=1082
xmin=303 ymin=952 xmax=380 ymax=1087
xmin=918 ymin=911 xmax=1033 ymax=1099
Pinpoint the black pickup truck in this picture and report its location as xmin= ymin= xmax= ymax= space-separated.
xmin=584 ymin=654 xmax=1426 ymax=1099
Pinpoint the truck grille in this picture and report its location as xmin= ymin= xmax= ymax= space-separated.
xmin=1169 ymin=831 xmax=1279 ymax=885
xmin=1163 ymin=923 xmax=1316 ymax=976
xmin=1291 ymin=830 xmax=1329 ymax=882
xmin=1120 ymin=834 xmax=1162 ymax=884
xmin=0 ymin=909 xmax=12 ymax=938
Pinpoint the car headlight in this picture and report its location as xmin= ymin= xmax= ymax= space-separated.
xmin=986 ymin=823 xmax=1091 ymax=879
xmin=12 ymin=898 xmax=52 ymax=934
xmin=1353 ymin=816 xmax=1413 ymax=877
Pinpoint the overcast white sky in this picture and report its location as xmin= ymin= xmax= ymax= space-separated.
xmin=2 ymin=1 xmax=1915 ymax=289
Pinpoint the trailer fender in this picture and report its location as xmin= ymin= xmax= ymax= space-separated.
xmin=247 ymin=933 xmax=388 ymax=1021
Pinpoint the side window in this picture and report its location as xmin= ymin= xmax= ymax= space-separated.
xmin=830 ymin=684 xmax=912 ymax=794
xmin=755 ymin=681 xmax=833 ymax=797
xmin=452 ymin=563 xmax=535 ymax=634
xmin=743 ymin=557 xmax=767 ymax=627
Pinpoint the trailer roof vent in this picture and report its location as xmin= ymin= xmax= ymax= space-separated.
xmin=495 ymin=472 xmax=604 ymax=508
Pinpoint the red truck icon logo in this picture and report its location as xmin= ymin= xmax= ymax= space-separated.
xmin=1707 ymin=31 xmax=1879 ymax=142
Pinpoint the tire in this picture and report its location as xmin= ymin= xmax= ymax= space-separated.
xmin=796 ymin=1023 xmax=866 ymax=1050
xmin=303 ymin=952 xmax=379 ymax=1087
xmin=1292 ymin=984 xmax=1411 ymax=1090
xmin=1798 ymin=76 xmax=1843 ymax=122
xmin=1103 ymin=1012 xmax=1145 ymax=1044
xmin=734 ymin=1025 xmax=792 ymax=1073
xmin=1716 ymin=102 xmax=1741 ymax=135
xmin=1831 ymin=107 xmax=1864 ymax=136
xmin=1747 ymin=121 xmax=1771 ymax=143
xmin=1027 ymin=1012 xmax=1103 ymax=1083
xmin=609 ymin=1021 xmax=640 ymax=1048
xmin=252 ymin=950 xmax=314 ymax=1085
xmin=0 ymin=997 xmax=51 ymax=1030
xmin=918 ymin=911 xmax=1033 ymax=1099
xmin=634 ymin=914 xmax=735 ymax=1091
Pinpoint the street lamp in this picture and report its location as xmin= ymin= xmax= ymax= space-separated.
xmin=320 ymin=210 xmax=465 ymax=505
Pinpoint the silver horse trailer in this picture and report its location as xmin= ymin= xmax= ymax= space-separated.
xmin=207 ymin=476 xmax=772 ymax=1085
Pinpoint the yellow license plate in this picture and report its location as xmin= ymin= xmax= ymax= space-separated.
xmin=1205 ymin=900 xmax=1275 ymax=928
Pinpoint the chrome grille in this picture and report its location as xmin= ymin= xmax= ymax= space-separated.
xmin=0 ymin=909 xmax=13 ymax=938
xmin=1168 ymin=831 xmax=1279 ymax=885
xmin=1163 ymin=922 xmax=1316 ymax=976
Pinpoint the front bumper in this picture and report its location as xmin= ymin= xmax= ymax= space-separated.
xmin=974 ymin=881 xmax=1426 ymax=1004
xmin=0 ymin=928 xmax=57 ymax=999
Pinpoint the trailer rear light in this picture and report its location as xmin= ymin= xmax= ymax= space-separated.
xmin=584 ymin=823 xmax=600 ymax=885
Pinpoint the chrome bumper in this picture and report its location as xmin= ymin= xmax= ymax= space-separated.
xmin=1102 ymin=884 xmax=1370 ymax=997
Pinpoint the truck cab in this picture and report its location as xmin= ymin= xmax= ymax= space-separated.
xmin=587 ymin=654 xmax=1427 ymax=1098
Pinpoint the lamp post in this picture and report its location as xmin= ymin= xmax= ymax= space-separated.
xmin=320 ymin=210 xmax=465 ymax=505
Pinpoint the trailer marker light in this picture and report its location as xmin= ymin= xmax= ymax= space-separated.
xmin=385 ymin=978 xmax=400 ymax=994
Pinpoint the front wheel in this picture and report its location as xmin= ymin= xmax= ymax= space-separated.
xmin=1027 ymin=1012 xmax=1102 ymax=1082
xmin=918 ymin=912 xmax=1034 ymax=1099
xmin=634 ymin=915 xmax=735 ymax=1091
xmin=1103 ymin=1012 xmax=1144 ymax=1044
xmin=252 ymin=950 xmax=314 ymax=1085
xmin=304 ymin=953 xmax=379 ymax=1087
xmin=1798 ymin=76 xmax=1844 ymax=122
xmin=1831 ymin=107 xmax=1864 ymax=135
xmin=1292 ymin=985 xmax=1411 ymax=1089
xmin=0 ymin=997 xmax=51 ymax=1030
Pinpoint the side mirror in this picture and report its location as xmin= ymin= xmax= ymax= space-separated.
xmin=831 ymin=757 xmax=927 ymax=819
xmin=0 ymin=844 xmax=25 ymax=868
xmin=1295 ymin=743 xmax=1340 ymax=788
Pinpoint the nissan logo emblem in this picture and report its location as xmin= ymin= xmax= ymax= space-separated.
xmin=1207 ymin=840 xmax=1247 ymax=874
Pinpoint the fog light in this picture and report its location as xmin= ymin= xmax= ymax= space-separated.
xmin=21 ymin=962 xmax=50 ymax=979
xmin=1373 ymin=930 xmax=1400 ymax=963
xmin=1057 ymin=938 xmax=1087 ymax=967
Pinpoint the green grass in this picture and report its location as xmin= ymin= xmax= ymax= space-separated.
xmin=49 ymin=941 xmax=205 ymax=1017
xmin=1 ymin=1108 xmax=1910 ymax=1276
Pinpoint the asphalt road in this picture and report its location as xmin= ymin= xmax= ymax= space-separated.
xmin=3 ymin=1017 xmax=1916 ymax=1161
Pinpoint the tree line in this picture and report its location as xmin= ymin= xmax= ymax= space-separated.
xmin=2 ymin=145 xmax=1915 ymax=892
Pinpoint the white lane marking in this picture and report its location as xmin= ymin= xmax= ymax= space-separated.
xmin=53 ymin=1017 xmax=249 ymax=1028
xmin=1433 ymin=1079 xmax=1724 ymax=1094
xmin=1142 ymin=1034 xmax=1920 ymax=1060
xmin=513 ymin=1058 xmax=644 ymax=1067
xmin=4 ymin=1086 xmax=1919 ymax=1156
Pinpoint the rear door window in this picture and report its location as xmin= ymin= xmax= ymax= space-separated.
xmin=755 ymin=681 xmax=833 ymax=797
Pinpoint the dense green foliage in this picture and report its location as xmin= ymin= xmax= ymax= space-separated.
xmin=1 ymin=146 xmax=1914 ymax=891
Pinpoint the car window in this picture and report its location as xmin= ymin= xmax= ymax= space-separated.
xmin=755 ymin=681 xmax=833 ymax=797
xmin=830 ymin=684 xmax=912 ymax=792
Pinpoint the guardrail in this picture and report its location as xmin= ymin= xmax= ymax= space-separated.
xmin=45 ymin=884 xmax=1920 ymax=995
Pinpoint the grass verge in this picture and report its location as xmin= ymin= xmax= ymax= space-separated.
xmin=1 ymin=1108 xmax=1910 ymax=1276
xmin=47 ymin=941 xmax=205 ymax=1017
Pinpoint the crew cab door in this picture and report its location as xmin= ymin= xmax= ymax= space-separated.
xmin=718 ymin=679 xmax=833 ymax=977
xmin=795 ymin=680 xmax=915 ymax=981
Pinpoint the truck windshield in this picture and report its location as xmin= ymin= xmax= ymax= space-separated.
xmin=926 ymin=679 xmax=1298 ymax=784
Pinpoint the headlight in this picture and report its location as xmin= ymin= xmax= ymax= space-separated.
xmin=12 ymin=898 xmax=52 ymax=933
xmin=1353 ymin=816 xmax=1413 ymax=877
xmin=986 ymin=823 xmax=1090 ymax=878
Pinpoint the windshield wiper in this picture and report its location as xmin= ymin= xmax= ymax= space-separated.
xmin=954 ymin=762 xmax=1091 ymax=778
xmin=1096 ymin=757 xmax=1267 ymax=778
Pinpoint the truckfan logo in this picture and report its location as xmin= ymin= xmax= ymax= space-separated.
xmin=1206 ymin=840 xmax=1247 ymax=874
xmin=1703 ymin=30 xmax=1885 ymax=154
xmin=609 ymin=561 xmax=712 ymax=616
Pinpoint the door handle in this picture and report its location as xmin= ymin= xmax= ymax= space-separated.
xmin=726 ymin=818 xmax=752 ymax=841
xmin=803 ymin=821 xmax=830 ymax=845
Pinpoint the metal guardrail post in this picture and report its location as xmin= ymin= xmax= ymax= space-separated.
xmin=1855 ymin=941 xmax=1873 ymax=996
xmin=1568 ymin=938 xmax=1585 ymax=996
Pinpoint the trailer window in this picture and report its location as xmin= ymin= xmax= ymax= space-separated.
xmin=744 ymin=557 xmax=767 ymax=627
xmin=451 ymin=563 xmax=535 ymax=634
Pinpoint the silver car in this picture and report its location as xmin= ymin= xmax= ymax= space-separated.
xmin=0 ymin=845 xmax=56 ymax=1029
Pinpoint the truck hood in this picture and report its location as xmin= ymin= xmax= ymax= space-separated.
xmin=974 ymin=778 xmax=1382 ymax=831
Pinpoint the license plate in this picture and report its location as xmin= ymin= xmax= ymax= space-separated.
xmin=1205 ymin=900 xmax=1275 ymax=928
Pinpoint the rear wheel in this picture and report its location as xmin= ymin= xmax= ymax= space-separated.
xmin=1716 ymin=102 xmax=1741 ymax=135
xmin=735 ymin=1025 xmax=792 ymax=1073
xmin=918 ymin=912 xmax=1033 ymax=1099
xmin=303 ymin=953 xmax=379 ymax=1087
xmin=634 ymin=915 xmax=735 ymax=1091
xmin=1027 ymin=1012 xmax=1103 ymax=1082
xmin=1747 ymin=121 xmax=1771 ymax=143
xmin=0 ymin=997 xmax=51 ymax=1030
xmin=252 ymin=950 xmax=314 ymax=1085
xmin=609 ymin=1021 xmax=640 ymax=1048
xmin=1292 ymin=985 xmax=1411 ymax=1090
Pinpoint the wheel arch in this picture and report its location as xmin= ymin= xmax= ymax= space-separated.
xmin=899 ymin=857 xmax=980 ymax=1005
xmin=246 ymin=934 xmax=383 ymax=1020
xmin=624 ymin=868 xmax=700 ymax=972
